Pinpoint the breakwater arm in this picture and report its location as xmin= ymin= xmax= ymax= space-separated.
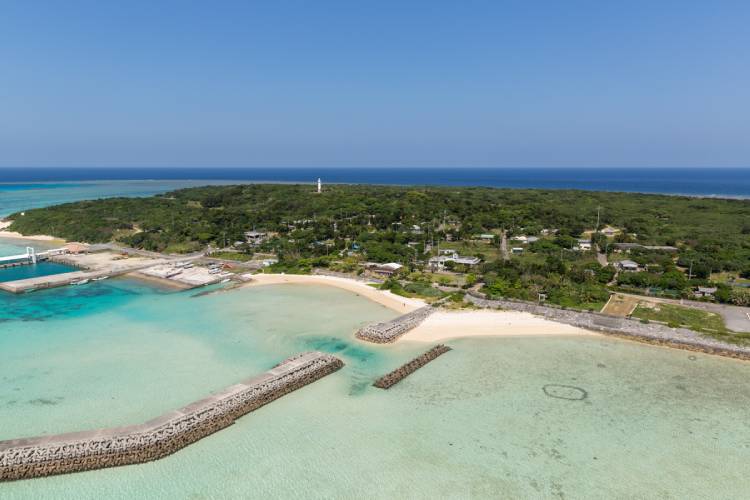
xmin=465 ymin=292 xmax=750 ymax=360
xmin=356 ymin=305 xmax=436 ymax=343
xmin=374 ymin=344 xmax=452 ymax=389
xmin=0 ymin=351 xmax=343 ymax=482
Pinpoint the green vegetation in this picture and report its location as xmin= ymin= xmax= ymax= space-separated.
xmin=209 ymin=251 xmax=254 ymax=262
xmin=7 ymin=183 xmax=750 ymax=309
xmin=380 ymin=278 xmax=446 ymax=300
xmin=630 ymin=304 xmax=729 ymax=334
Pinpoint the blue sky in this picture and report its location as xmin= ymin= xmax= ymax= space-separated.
xmin=1 ymin=1 xmax=748 ymax=168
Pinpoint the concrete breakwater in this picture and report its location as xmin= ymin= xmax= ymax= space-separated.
xmin=356 ymin=305 xmax=436 ymax=343
xmin=466 ymin=292 xmax=750 ymax=360
xmin=374 ymin=344 xmax=452 ymax=389
xmin=0 ymin=351 xmax=343 ymax=482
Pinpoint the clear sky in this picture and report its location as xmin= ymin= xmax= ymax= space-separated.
xmin=1 ymin=1 xmax=748 ymax=168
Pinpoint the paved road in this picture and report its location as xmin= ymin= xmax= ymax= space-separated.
xmin=500 ymin=231 xmax=509 ymax=261
xmin=618 ymin=292 xmax=750 ymax=333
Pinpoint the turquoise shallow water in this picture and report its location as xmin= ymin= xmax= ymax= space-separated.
xmin=1 ymin=280 xmax=750 ymax=498
xmin=0 ymin=179 xmax=241 ymax=218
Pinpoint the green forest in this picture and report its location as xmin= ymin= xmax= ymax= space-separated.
xmin=8 ymin=184 xmax=750 ymax=308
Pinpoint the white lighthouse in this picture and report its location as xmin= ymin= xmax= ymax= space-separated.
xmin=317 ymin=178 xmax=322 ymax=193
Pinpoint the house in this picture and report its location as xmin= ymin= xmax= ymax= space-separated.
xmin=694 ymin=286 xmax=718 ymax=298
xmin=410 ymin=225 xmax=423 ymax=234
xmin=614 ymin=243 xmax=679 ymax=253
xmin=510 ymin=235 xmax=528 ymax=244
xmin=511 ymin=247 xmax=524 ymax=254
xmin=64 ymin=242 xmax=89 ymax=254
xmin=477 ymin=234 xmax=495 ymax=242
xmin=453 ymin=255 xmax=482 ymax=266
xmin=617 ymin=260 xmax=639 ymax=272
xmin=526 ymin=236 xmax=539 ymax=243
xmin=261 ymin=258 xmax=278 ymax=267
xmin=367 ymin=262 xmax=404 ymax=277
xmin=576 ymin=239 xmax=592 ymax=251
xmin=540 ymin=228 xmax=558 ymax=236
xmin=601 ymin=226 xmax=621 ymax=237
xmin=613 ymin=243 xmax=641 ymax=253
xmin=244 ymin=231 xmax=267 ymax=246
xmin=428 ymin=252 xmax=481 ymax=270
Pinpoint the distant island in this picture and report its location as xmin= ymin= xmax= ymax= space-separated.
xmin=7 ymin=183 xmax=750 ymax=331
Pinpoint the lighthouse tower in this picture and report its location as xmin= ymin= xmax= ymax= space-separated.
xmin=317 ymin=178 xmax=322 ymax=193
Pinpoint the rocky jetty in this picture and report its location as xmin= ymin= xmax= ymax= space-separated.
xmin=374 ymin=344 xmax=452 ymax=389
xmin=0 ymin=351 xmax=343 ymax=482
xmin=356 ymin=305 xmax=436 ymax=343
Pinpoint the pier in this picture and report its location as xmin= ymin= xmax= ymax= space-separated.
xmin=356 ymin=305 xmax=436 ymax=343
xmin=0 ymin=351 xmax=343 ymax=481
xmin=373 ymin=344 xmax=452 ymax=389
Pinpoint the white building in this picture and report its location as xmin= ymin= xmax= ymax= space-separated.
xmin=245 ymin=231 xmax=268 ymax=246
xmin=576 ymin=239 xmax=592 ymax=251
xmin=428 ymin=251 xmax=481 ymax=270
xmin=617 ymin=259 xmax=639 ymax=272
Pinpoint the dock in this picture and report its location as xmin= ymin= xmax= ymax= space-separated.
xmin=133 ymin=262 xmax=233 ymax=289
xmin=0 ymin=249 xmax=207 ymax=294
xmin=373 ymin=344 xmax=452 ymax=389
xmin=0 ymin=351 xmax=343 ymax=482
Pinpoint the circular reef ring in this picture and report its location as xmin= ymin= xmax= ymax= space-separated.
xmin=542 ymin=384 xmax=588 ymax=401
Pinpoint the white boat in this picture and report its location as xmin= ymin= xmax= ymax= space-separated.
xmin=71 ymin=279 xmax=90 ymax=285
xmin=220 ymin=278 xmax=231 ymax=284
xmin=92 ymin=276 xmax=109 ymax=281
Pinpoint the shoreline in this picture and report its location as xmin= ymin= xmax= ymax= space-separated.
xmin=400 ymin=310 xmax=593 ymax=342
xmin=244 ymin=273 xmax=596 ymax=342
xmin=0 ymin=220 xmax=65 ymax=244
xmin=242 ymin=273 xmax=425 ymax=313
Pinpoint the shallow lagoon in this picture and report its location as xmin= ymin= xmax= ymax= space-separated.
xmin=1 ymin=281 xmax=750 ymax=499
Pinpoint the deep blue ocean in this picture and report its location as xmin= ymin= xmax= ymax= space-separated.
xmin=1 ymin=167 xmax=749 ymax=198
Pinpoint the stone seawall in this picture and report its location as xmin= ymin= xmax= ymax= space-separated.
xmin=374 ymin=344 xmax=452 ymax=389
xmin=0 ymin=351 xmax=343 ymax=482
xmin=356 ymin=305 xmax=436 ymax=343
xmin=466 ymin=293 xmax=750 ymax=360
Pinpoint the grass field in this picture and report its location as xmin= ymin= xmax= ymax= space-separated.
xmin=601 ymin=294 xmax=640 ymax=316
xmin=209 ymin=251 xmax=254 ymax=262
xmin=631 ymin=303 xmax=729 ymax=333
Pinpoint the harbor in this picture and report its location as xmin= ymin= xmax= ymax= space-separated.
xmin=0 ymin=244 xmax=239 ymax=293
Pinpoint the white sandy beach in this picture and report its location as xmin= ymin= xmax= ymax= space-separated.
xmin=0 ymin=220 xmax=64 ymax=243
xmin=401 ymin=310 xmax=593 ymax=342
xmin=242 ymin=273 xmax=425 ymax=313
xmin=244 ymin=273 xmax=595 ymax=342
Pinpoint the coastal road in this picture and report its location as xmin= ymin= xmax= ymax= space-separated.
xmin=500 ymin=231 xmax=509 ymax=261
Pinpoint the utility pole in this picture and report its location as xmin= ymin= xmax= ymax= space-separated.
xmin=688 ymin=260 xmax=693 ymax=280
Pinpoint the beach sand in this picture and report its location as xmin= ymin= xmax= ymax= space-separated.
xmin=0 ymin=220 xmax=65 ymax=243
xmin=244 ymin=273 xmax=596 ymax=342
xmin=401 ymin=310 xmax=593 ymax=342
xmin=242 ymin=273 xmax=425 ymax=313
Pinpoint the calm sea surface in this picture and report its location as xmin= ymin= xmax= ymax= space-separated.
xmin=1 ymin=170 xmax=750 ymax=498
